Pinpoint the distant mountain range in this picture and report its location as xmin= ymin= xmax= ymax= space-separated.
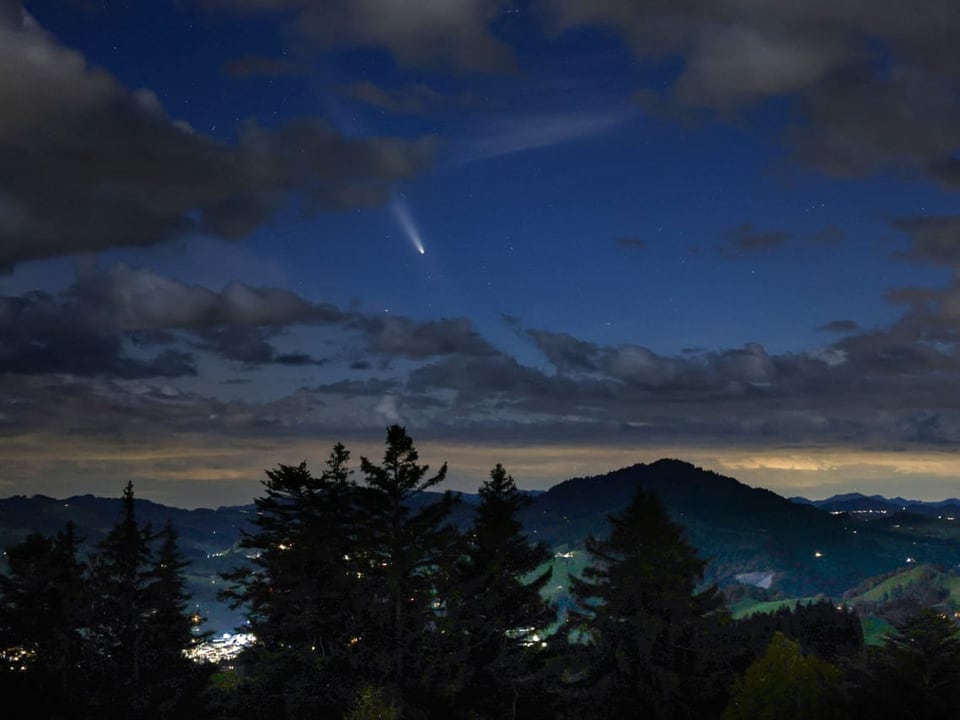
xmin=4 ymin=458 xmax=960 ymax=636
xmin=790 ymin=492 xmax=960 ymax=518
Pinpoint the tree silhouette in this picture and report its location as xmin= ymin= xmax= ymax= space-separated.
xmin=219 ymin=444 xmax=362 ymax=717
xmin=354 ymin=424 xmax=460 ymax=714
xmin=85 ymin=481 xmax=157 ymax=718
xmin=450 ymin=463 xmax=554 ymax=719
xmin=140 ymin=520 xmax=214 ymax=720
xmin=565 ymin=486 xmax=724 ymax=719
xmin=855 ymin=607 xmax=960 ymax=718
xmin=0 ymin=522 xmax=87 ymax=716
xmin=723 ymin=631 xmax=843 ymax=720
xmin=0 ymin=483 xmax=209 ymax=719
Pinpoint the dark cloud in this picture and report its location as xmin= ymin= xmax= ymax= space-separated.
xmin=543 ymin=0 xmax=960 ymax=182
xmin=791 ymin=63 xmax=960 ymax=179
xmin=526 ymin=328 xmax=598 ymax=373
xmin=882 ymin=279 xmax=960 ymax=344
xmin=221 ymin=54 xmax=305 ymax=78
xmin=818 ymin=320 xmax=861 ymax=333
xmin=891 ymin=214 xmax=960 ymax=266
xmin=809 ymin=224 xmax=845 ymax=245
xmin=9 ymin=307 xmax=960 ymax=449
xmin=310 ymin=379 xmax=399 ymax=396
xmin=408 ymin=353 xmax=583 ymax=405
xmin=356 ymin=315 xmax=498 ymax=359
xmin=0 ymin=265 xmax=341 ymax=375
xmin=203 ymin=0 xmax=516 ymax=73
xmin=0 ymin=264 xmax=503 ymax=375
xmin=0 ymin=8 xmax=437 ymax=267
xmin=192 ymin=327 xmax=325 ymax=367
xmin=69 ymin=265 xmax=343 ymax=331
xmin=719 ymin=223 xmax=793 ymax=257
xmin=521 ymin=323 xmax=785 ymax=396
xmin=615 ymin=237 xmax=647 ymax=250
xmin=0 ymin=375 xmax=226 ymax=438
xmin=0 ymin=332 xmax=197 ymax=379
xmin=394 ymin=320 xmax=960 ymax=446
xmin=342 ymin=81 xmax=466 ymax=115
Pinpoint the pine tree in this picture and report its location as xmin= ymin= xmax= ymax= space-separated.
xmin=450 ymin=463 xmax=554 ymax=719
xmin=85 ymin=481 xmax=157 ymax=718
xmin=218 ymin=443 xmax=362 ymax=717
xmin=855 ymin=607 xmax=960 ymax=718
xmin=354 ymin=424 xmax=460 ymax=713
xmin=565 ymin=486 xmax=724 ymax=719
xmin=0 ymin=522 xmax=87 ymax=715
xmin=141 ymin=520 xmax=214 ymax=720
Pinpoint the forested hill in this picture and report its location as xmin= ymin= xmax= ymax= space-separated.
xmin=4 ymin=458 xmax=960 ymax=634
xmin=519 ymin=458 xmax=958 ymax=598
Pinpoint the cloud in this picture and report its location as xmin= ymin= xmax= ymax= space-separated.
xmin=342 ymin=81 xmax=466 ymax=115
xmin=0 ymin=332 xmax=197 ymax=379
xmin=790 ymin=63 xmax=960 ymax=179
xmin=452 ymin=108 xmax=635 ymax=164
xmin=891 ymin=214 xmax=960 ymax=266
xmin=719 ymin=223 xmax=793 ymax=257
xmin=0 ymin=265 xmax=342 ymax=375
xmin=10 ymin=301 xmax=960 ymax=461
xmin=0 ymin=264 xmax=505 ymax=374
xmin=615 ymin=237 xmax=647 ymax=250
xmin=542 ymin=0 xmax=960 ymax=182
xmin=0 ymin=7 xmax=437 ymax=267
xmin=192 ymin=327 xmax=326 ymax=367
xmin=69 ymin=264 xmax=344 ymax=331
xmin=203 ymin=0 xmax=516 ymax=73
xmin=817 ymin=320 xmax=861 ymax=333
xmin=526 ymin=328 xmax=599 ymax=373
xmin=355 ymin=315 xmax=498 ymax=359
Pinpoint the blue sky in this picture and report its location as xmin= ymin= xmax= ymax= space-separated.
xmin=4 ymin=0 xmax=960 ymax=507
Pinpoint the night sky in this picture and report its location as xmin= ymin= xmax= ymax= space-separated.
xmin=5 ymin=0 xmax=960 ymax=507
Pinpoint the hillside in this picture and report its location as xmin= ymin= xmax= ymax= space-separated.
xmin=523 ymin=459 xmax=960 ymax=599
xmin=4 ymin=458 xmax=960 ymax=635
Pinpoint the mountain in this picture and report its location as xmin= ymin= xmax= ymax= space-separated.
xmin=520 ymin=459 xmax=960 ymax=600
xmin=0 ymin=493 xmax=257 ymax=633
xmin=791 ymin=491 xmax=960 ymax=519
xmin=4 ymin=458 xmax=960 ymax=635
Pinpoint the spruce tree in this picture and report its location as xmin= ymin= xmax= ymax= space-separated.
xmin=141 ymin=520 xmax=214 ymax=720
xmin=451 ymin=463 xmax=554 ymax=719
xmin=565 ymin=486 xmax=723 ymax=719
xmin=86 ymin=481 xmax=156 ymax=718
xmin=856 ymin=607 xmax=960 ymax=718
xmin=219 ymin=443 xmax=361 ymax=717
xmin=0 ymin=522 xmax=87 ymax=715
xmin=354 ymin=424 xmax=460 ymax=713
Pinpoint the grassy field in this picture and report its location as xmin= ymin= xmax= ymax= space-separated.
xmin=860 ymin=615 xmax=895 ymax=646
xmin=726 ymin=596 xmax=824 ymax=620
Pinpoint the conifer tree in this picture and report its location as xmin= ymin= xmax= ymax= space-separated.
xmin=86 ymin=481 xmax=157 ymax=718
xmin=565 ymin=487 xmax=723 ymax=719
xmin=354 ymin=424 xmax=460 ymax=713
xmin=450 ymin=463 xmax=554 ymax=719
xmin=219 ymin=443 xmax=362 ymax=717
xmin=0 ymin=522 xmax=87 ymax=715
xmin=141 ymin=520 xmax=214 ymax=720
xmin=856 ymin=607 xmax=960 ymax=718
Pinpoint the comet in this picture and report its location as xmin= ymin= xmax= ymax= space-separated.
xmin=390 ymin=194 xmax=426 ymax=255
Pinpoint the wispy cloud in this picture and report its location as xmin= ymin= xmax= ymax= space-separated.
xmin=448 ymin=108 xmax=637 ymax=165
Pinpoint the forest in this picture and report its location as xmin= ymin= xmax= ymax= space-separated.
xmin=2 ymin=425 xmax=960 ymax=720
